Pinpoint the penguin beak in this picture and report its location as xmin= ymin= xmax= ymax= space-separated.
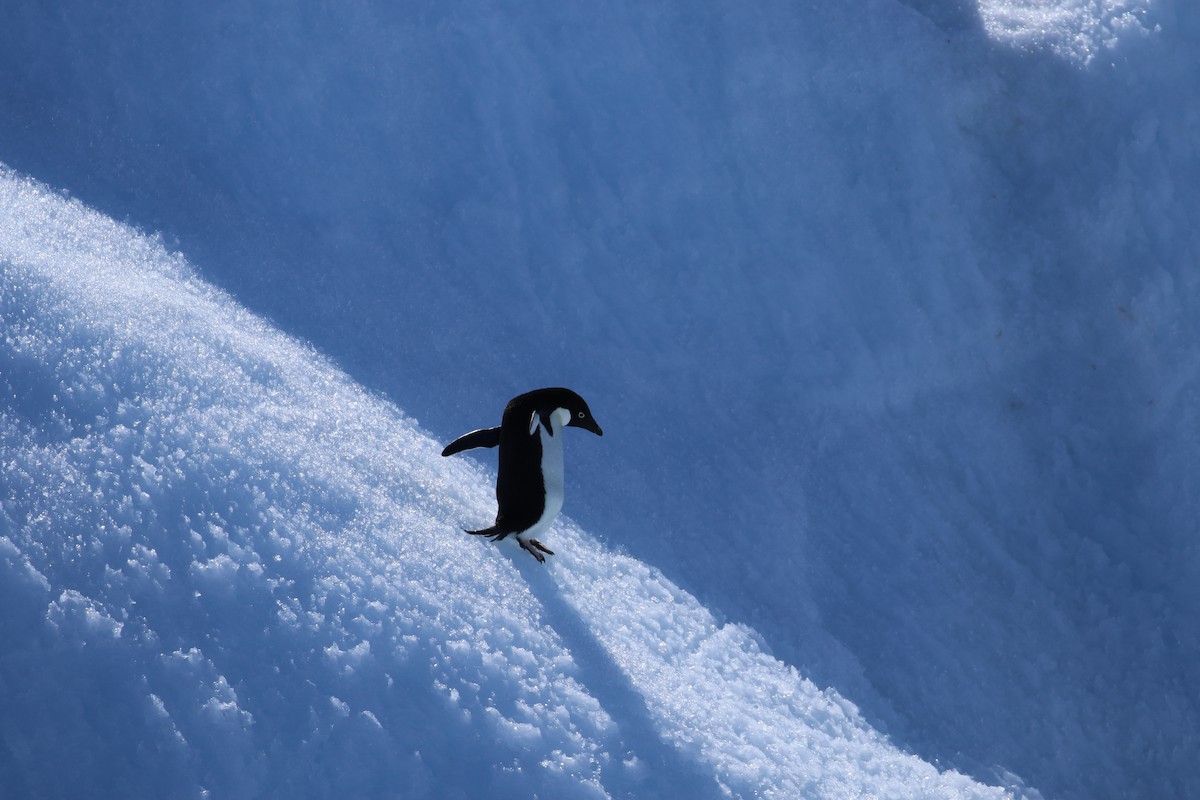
xmin=576 ymin=417 xmax=603 ymax=436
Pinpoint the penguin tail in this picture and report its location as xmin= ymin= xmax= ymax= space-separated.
xmin=465 ymin=526 xmax=510 ymax=542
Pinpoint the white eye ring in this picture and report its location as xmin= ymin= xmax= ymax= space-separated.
xmin=577 ymin=411 xmax=585 ymax=418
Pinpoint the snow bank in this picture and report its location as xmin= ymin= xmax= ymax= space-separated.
xmin=3 ymin=2 xmax=1198 ymax=798
xmin=0 ymin=168 xmax=1009 ymax=798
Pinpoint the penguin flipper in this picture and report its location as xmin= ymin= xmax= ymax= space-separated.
xmin=441 ymin=427 xmax=501 ymax=457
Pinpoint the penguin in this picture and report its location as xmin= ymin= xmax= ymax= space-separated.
xmin=442 ymin=388 xmax=603 ymax=562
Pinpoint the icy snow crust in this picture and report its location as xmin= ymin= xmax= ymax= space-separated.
xmin=0 ymin=170 xmax=1006 ymax=798
xmin=2 ymin=1 xmax=1199 ymax=799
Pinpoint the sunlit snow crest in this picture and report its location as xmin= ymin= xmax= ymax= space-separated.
xmin=978 ymin=0 xmax=1155 ymax=61
xmin=0 ymin=168 xmax=1012 ymax=798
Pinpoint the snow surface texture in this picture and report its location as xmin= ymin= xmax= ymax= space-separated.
xmin=979 ymin=0 xmax=1155 ymax=62
xmin=1 ymin=0 xmax=1199 ymax=798
xmin=0 ymin=170 xmax=1009 ymax=799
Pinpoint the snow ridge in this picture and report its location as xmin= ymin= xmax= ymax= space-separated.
xmin=0 ymin=168 xmax=1009 ymax=797
xmin=978 ymin=0 xmax=1155 ymax=62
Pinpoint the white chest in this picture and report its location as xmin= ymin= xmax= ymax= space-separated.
xmin=528 ymin=407 xmax=570 ymax=537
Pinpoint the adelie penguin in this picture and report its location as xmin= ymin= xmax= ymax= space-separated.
xmin=442 ymin=388 xmax=603 ymax=563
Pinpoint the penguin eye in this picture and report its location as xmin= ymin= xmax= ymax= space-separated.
xmin=577 ymin=411 xmax=585 ymax=419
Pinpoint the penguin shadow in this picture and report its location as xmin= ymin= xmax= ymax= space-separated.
xmin=512 ymin=553 xmax=726 ymax=800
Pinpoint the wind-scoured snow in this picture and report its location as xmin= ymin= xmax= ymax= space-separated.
xmin=0 ymin=169 xmax=1008 ymax=798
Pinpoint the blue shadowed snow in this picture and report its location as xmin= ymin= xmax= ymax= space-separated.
xmin=1 ymin=0 xmax=1199 ymax=798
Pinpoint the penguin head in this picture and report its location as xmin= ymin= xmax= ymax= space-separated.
xmin=564 ymin=396 xmax=603 ymax=437
xmin=518 ymin=387 xmax=603 ymax=437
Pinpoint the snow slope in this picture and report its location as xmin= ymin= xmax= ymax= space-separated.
xmin=2 ymin=1 xmax=1199 ymax=798
xmin=0 ymin=169 xmax=1009 ymax=798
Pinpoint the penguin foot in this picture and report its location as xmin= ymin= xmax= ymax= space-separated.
xmin=519 ymin=538 xmax=555 ymax=563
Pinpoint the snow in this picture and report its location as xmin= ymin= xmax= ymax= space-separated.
xmin=2 ymin=0 xmax=1199 ymax=798
xmin=1 ymin=170 xmax=1008 ymax=797
xmin=978 ymin=0 xmax=1155 ymax=62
